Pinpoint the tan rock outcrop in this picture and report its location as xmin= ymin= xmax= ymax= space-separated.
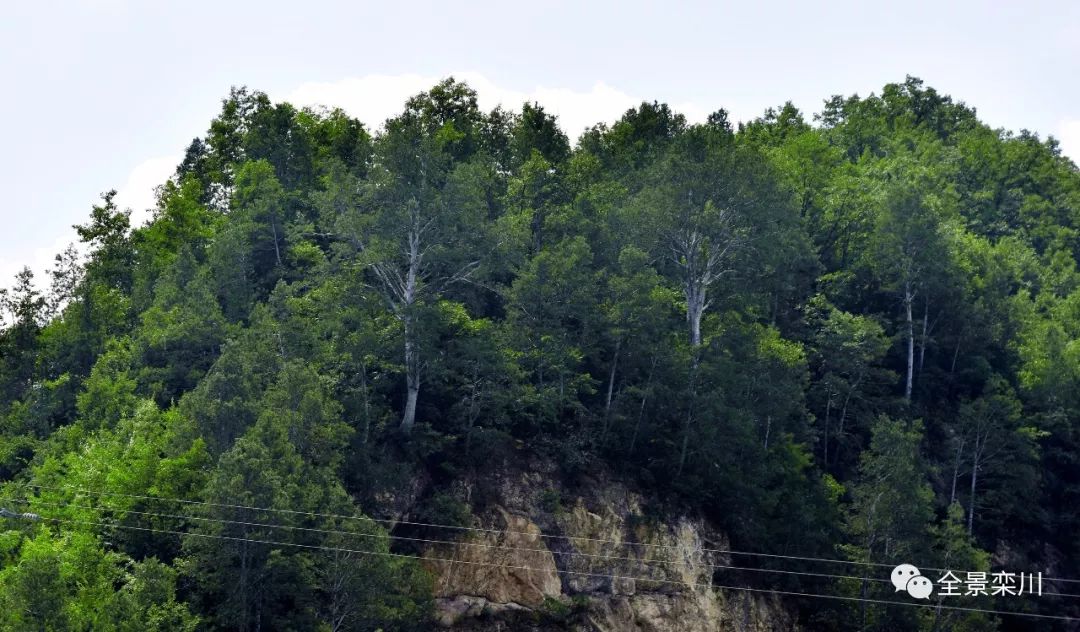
xmin=410 ymin=454 xmax=797 ymax=631
xmin=423 ymin=508 xmax=562 ymax=608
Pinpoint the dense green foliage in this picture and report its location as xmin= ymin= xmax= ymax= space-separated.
xmin=1 ymin=76 xmax=1079 ymax=630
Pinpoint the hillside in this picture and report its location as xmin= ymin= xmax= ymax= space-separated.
xmin=1 ymin=76 xmax=1079 ymax=630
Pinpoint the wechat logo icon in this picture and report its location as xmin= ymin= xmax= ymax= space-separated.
xmin=892 ymin=564 xmax=934 ymax=599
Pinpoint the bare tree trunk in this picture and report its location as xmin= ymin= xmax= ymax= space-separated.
xmin=401 ymin=323 xmax=419 ymax=433
xmin=918 ymin=297 xmax=929 ymax=376
xmin=832 ymin=372 xmax=862 ymax=469
xmin=601 ymin=338 xmax=621 ymax=442
xmin=401 ymin=382 xmax=419 ymax=434
xmin=399 ymin=301 xmax=420 ymax=433
xmin=464 ymin=363 xmax=480 ymax=454
xmin=904 ymin=281 xmax=915 ymax=402
xmin=679 ymin=266 xmax=706 ymax=475
xmin=399 ymin=224 xmax=421 ymax=434
xmin=968 ymin=438 xmax=982 ymax=535
xmin=950 ymin=434 xmax=966 ymax=505
xmin=946 ymin=335 xmax=963 ymax=400
xmin=668 ymin=214 xmax=739 ymax=468
xmin=823 ymin=390 xmax=833 ymax=466
xmin=270 ymin=219 xmax=282 ymax=266
xmin=321 ymin=550 xmax=356 ymax=632
xmin=688 ymin=285 xmax=705 ymax=347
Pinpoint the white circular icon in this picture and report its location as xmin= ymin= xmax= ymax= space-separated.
xmin=906 ymin=575 xmax=934 ymax=599
xmin=891 ymin=564 xmax=920 ymax=592
xmin=891 ymin=563 xmax=934 ymax=599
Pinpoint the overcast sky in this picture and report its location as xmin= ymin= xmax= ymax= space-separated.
xmin=2 ymin=0 xmax=1078 ymax=288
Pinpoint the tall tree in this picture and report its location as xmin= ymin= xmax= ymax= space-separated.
xmin=328 ymin=89 xmax=493 ymax=434
xmin=867 ymin=178 xmax=951 ymax=402
xmin=807 ymin=296 xmax=892 ymax=472
xmin=0 ymin=267 xmax=45 ymax=405
xmin=843 ymin=415 xmax=934 ymax=631
xmin=75 ymin=190 xmax=134 ymax=294
xmin=954 ymin=375 xmax=1041 ymax=536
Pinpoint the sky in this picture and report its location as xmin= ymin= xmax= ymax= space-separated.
xmin=2 ymin=0 xmax=1078 ymax=289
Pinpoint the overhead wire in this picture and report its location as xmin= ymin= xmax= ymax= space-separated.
xmin=29 ymin=513 xmax=1076 ymax=624
xmin=0 ymin=496 xmax=898 ymax=587
xmin=18 ymin=482 xmax=1080 ymax=586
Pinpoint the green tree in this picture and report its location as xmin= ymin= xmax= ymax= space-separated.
xmin=0 ymin=267 xmax=45 ymax=405
xmin=806 ymin=296 xmax=892 ymax=472
xmin=0 ymin=531 xmax=198 ymax=631
xmin=952 ymin=376 xmax=1042 ymax=537
xmin=74 ymin=190 xmax=134 ymax=294
xmin=505 ymin=236 xmax=599 ymax=434
xmin=866 ymin=178 xmax=952 ymax=402
xmin=329 ymin=91 xmax=494 ymax=433
xmin=842 ymin=415 xmax=934 ymax=631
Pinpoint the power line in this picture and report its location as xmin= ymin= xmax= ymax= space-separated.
xmin=39 ymin=492 xmax=1080 ymax=596
xmin=37 ymin=514 xmax=1077 ymax=624
xmin=19 ymin=486 xmax=1080 ymax=583
xmin=1 ymin=496 xmax=898 ymax=587
xmin=10 ymin=492 xmax=1080 ymax=596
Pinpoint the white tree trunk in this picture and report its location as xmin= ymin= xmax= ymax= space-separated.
xmin=270 ymin=218 xmax=282 ymax=266
xmin=401 ymin=310 xmax=420 ymax=433
xmin=950 ymin=434 xmax=965 ymax=505
xmin=601 ymin=339 xmax=621 ymax=441
xmin=968 ymin=438 xmax=982 ymax=535
xmin=399 ymin=227 xmax=421 ymax=433
xmin=823 ymin=390 xmax=833 ymax=466
xmin=904 ymin=281 xmax=915 ymax=402
xmin=918 ymin=298 xmax=929 ymax=376
xmin=402 ymin=373 xmax=419 ymax=433
xmin=686 ymin=277 xmax=705 ymax=347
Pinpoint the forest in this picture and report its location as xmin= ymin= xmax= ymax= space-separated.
xmin=0 ymin=75 xmax=1079 ymax=630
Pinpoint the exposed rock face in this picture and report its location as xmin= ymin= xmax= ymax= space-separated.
xmin=425 ymin=508 xmax=562 ymax=608
xmin=405 ymin=454 xmax=797 ymax=631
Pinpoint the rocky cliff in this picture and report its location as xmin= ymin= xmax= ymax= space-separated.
xmin=385 ymin=453 xmax=797 ymax=631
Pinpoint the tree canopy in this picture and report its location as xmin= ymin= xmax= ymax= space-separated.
xmin=2 ymin=75 xmax=1079 ymax=630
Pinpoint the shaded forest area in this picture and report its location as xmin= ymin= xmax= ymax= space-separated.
xmin=1 ymin=76 xmax=1079 ymax=630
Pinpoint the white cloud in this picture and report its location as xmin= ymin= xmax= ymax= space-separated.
xmin=285 ymin=72 xmax=732 ymax=140
xmin=1057 ymin=119 xmax=1080 ymax=165
xmin=112 ymin=154 xmax=181 ymax=227
xmin=288 ymin=73 xmax=447 ymax=133
xmin=1 ymin=154 xmax=175 ymax=295
xmin=0 ymin=233 xmax=81 ymax=298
